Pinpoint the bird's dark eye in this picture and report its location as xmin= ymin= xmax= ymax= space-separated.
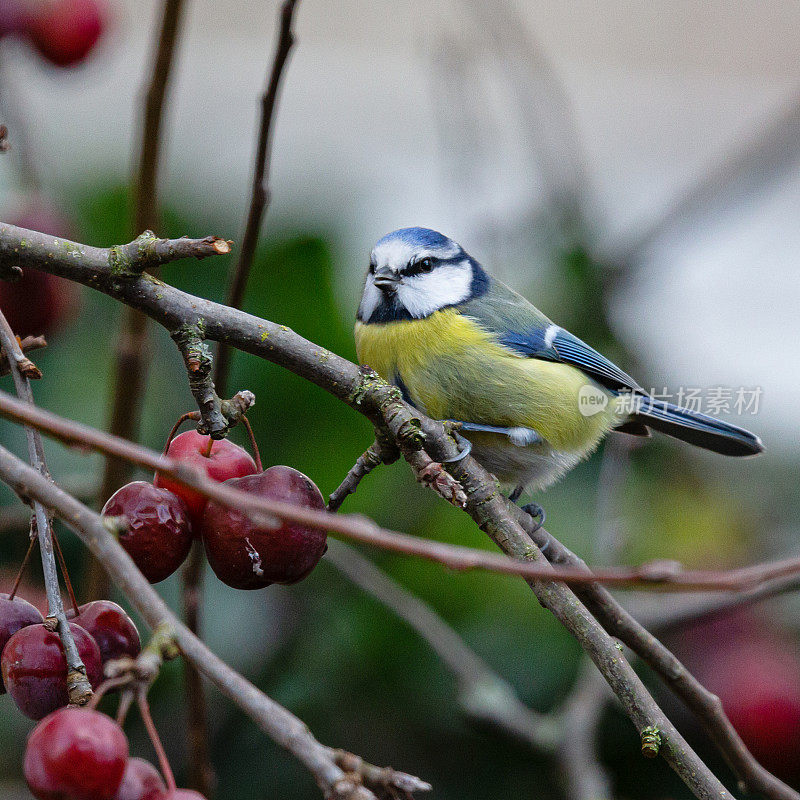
xmin=368 ymin=262 xmax=376 ymax=274
xmin=404 ymin=257 xmax=435 ymax=276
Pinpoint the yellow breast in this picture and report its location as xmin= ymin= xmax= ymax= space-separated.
xmin=354 ymin=309 xmax=619 ymax=452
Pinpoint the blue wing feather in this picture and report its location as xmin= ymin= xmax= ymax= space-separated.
xmin=458 ymin=279 xmax=641 ymax=392
xmin=499 ymin=327 xmax=642 ymax=392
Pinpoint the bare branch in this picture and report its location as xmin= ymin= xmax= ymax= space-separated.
xmin=0 ymin=313 xmax=92 ymax=705
xmin=634 ymin=572 xmax=800 ymax=631
xmin=0 ymin=443 xmax=428 ymax=800
xmin=418 ymin=422 xmax=732 ymax=800
xmin=505 ymin=506 xmax=800 ymax=800
xmin=327 ymin=442 xmax=385 ymax=513
xmin=553 ymin=663 xmax=613 ymax=800
xmin=0 ymin=335 xmax=47 ymax=378
xmin=3 ymin=385 xmax=799 ymax=593
xmin=326 ymin=540 xmax=560 ymax=754
xmin=215 ymin=0 xmax=300 ymax=396
xmin=93 ymin=0 xmax=189 ymax=600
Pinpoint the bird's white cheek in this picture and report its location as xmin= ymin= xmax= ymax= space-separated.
xmin=358 ymin=280 xmax=382 ymax=320
xmin=399 ymin=266 xmax=472 ymax=318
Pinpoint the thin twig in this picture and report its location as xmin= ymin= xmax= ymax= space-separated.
xmin=553 ymin=662 xmax=613 ymax=800
xmin=633 ymin=571 xmax=800 ymax=631
xmin=0 ymin=443 xmax=430 ymax=800
xmin=3 ymin=386 xmax=800 ymax=592
xmin=52 ymin=531 xmax=80 ymax=616
xmin=138 ymin=690 xmax=177 ymax=793
xmin=506 ymin=505 xmax=800 ymax=800
xmin=0 ymin=335 xmax=47 ymax=378
xmin=327 ymin=441 xmax=385 ymax=513
xmin=8 ymin=534 xmax=37 ymax=599
xmin=325 ymin=540 xmax=560 ymax=753
xmin=0 ymin=313 xmax=92 ymax=705
xmin=93 ymin=0 xmax=188 ymax=598
xmin=214 ymin=0 xmax=300 ymax=396
xmin=182 ymin=539 xmax=214 ymax=795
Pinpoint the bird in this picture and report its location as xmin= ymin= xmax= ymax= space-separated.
xmin=354 ymin=227 xmax=763 ymax=520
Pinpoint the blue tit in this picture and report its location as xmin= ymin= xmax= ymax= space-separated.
xmin=354 ymin=227 xmax=763 ymax=501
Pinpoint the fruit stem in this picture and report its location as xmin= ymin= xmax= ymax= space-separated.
xmin=241 ymin=415 xmax=263 ymax=471
xmin=8 ymin=534 xmax=37 ymax=600
xmin=87 ymin=675 xmax=130 ymax=711
xmin=138 ymin=689 xmax=177 ymax=792
xmin=163 ymin=411 xmax=201 ymax=455
xmin=202 ymin=437 xmax=214 ymax=458
xmin=52 ymin=530 xmax=80 ymax=616
xmin=116 ymin=689 xmax=134 ymax=725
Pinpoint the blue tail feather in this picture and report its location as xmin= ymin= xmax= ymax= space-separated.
xmin=628 ymin=397 xmax=763 ymax=457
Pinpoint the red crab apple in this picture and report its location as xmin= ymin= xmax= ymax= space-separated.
xmin=0 ymin=593 xmax=43 ymax=692
xmin=68 ymin=600 xmax=141 ymax=665
xmin=27 ymin=0 xmax=105 ymax=67
xmin=164 ymin=792 xmax=207 ymax=799
xmin=675 ymin=613 xmax=800 ymax=779
xmin=0 ymin=200 xmax=80 ymax=337
xmin=113 ymin=757 xmax=167 ymax=800
xmin=201 ymin=465 xmax=327 ymax=589
xmin=154 ymin=430 xmax=257 ymax=527
xmin=24 ymin=707 xmax=128 ymax=800
xmin=102 ymin=481 xmax=193 ymax=583
xmin=1 ymin=622 xmax=103 ymax=719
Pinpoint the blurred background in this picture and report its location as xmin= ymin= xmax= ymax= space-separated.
xmin=1 ymin=0 xmax=800 ymax=797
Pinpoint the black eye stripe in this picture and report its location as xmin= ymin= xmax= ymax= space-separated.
xmin=403 ymin=257 xmax=435 ymax=277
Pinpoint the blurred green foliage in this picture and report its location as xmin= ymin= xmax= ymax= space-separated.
xmin=0 ymin=183 xmax=795 ymax=799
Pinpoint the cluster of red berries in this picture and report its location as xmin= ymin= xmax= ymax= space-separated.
xmin=24 ymin=706 xmax=203 ymax=799
xmin=0 ymin=0 xmax=105 ymax=67
xmin=0 ymin=593 xmax=140 ymax=719
xmin=103 ymin=428 xmax=328 ymax=590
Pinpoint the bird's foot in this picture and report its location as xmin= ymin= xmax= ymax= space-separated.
xmin=521 ymin=502 xmax=547 ymax=537
xmin=441 ymin=432 xmax=472 ymax=463
xmin=446 ymin=421 xmax=542 ymax=447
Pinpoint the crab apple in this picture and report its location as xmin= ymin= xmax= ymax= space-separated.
xmin=1 ymin=622 xmax=103 ymax=719
xmin=113 ymin=758 xmax=166 ymax=800
xmin=154 ymin=430 xmax=257 ymax=527
xmin=102 ymin=482 xmax=193 ymax=583
xmin=0 ymin=200 xmax=81 ymax=337
xmin=0 ymin=593 xmax=43 ymax=693
xmin=68 ymin=600 xmax=140 ymax=665
xmin=27 ymin=0 xmax=104 ymax=67
xmin=675 ymin=614 xmax=800 ymax=779
xmin=24 ymin=707 xmax=128 ymax=800
xmin=201 ymin=466 xmax=327 ymax=589
xmin=165 ymin=793 xmax=208 ymax=799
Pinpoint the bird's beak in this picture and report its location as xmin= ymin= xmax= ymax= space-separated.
xmin=373 ymin=267 xmax=400 ymax=293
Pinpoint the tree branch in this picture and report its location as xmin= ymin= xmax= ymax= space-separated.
xmin=2 ymin=222 xmax=794 ymax=799
xmin=503 ymin=505 xmax=800 ymax=800
xmin=0 ymin=443 xmax=429 ymax=800
xmin=93 ymin=0 xmax=189 ymax=601
xmin=0 ymin=335 xmax=47 ymax=378
xmin=214 ymin=0 xmax=300 ymax=396
xmin=325 ymin=540 xmax=560 ymax=754
xmin=0 ymin=314 xmax=92 ymax=705
xmin=2 ymin=384 xmax=798 ymax=593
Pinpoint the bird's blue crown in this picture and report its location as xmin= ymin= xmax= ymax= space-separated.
xmin=374 ymin=227 xmax=456 ymax=252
